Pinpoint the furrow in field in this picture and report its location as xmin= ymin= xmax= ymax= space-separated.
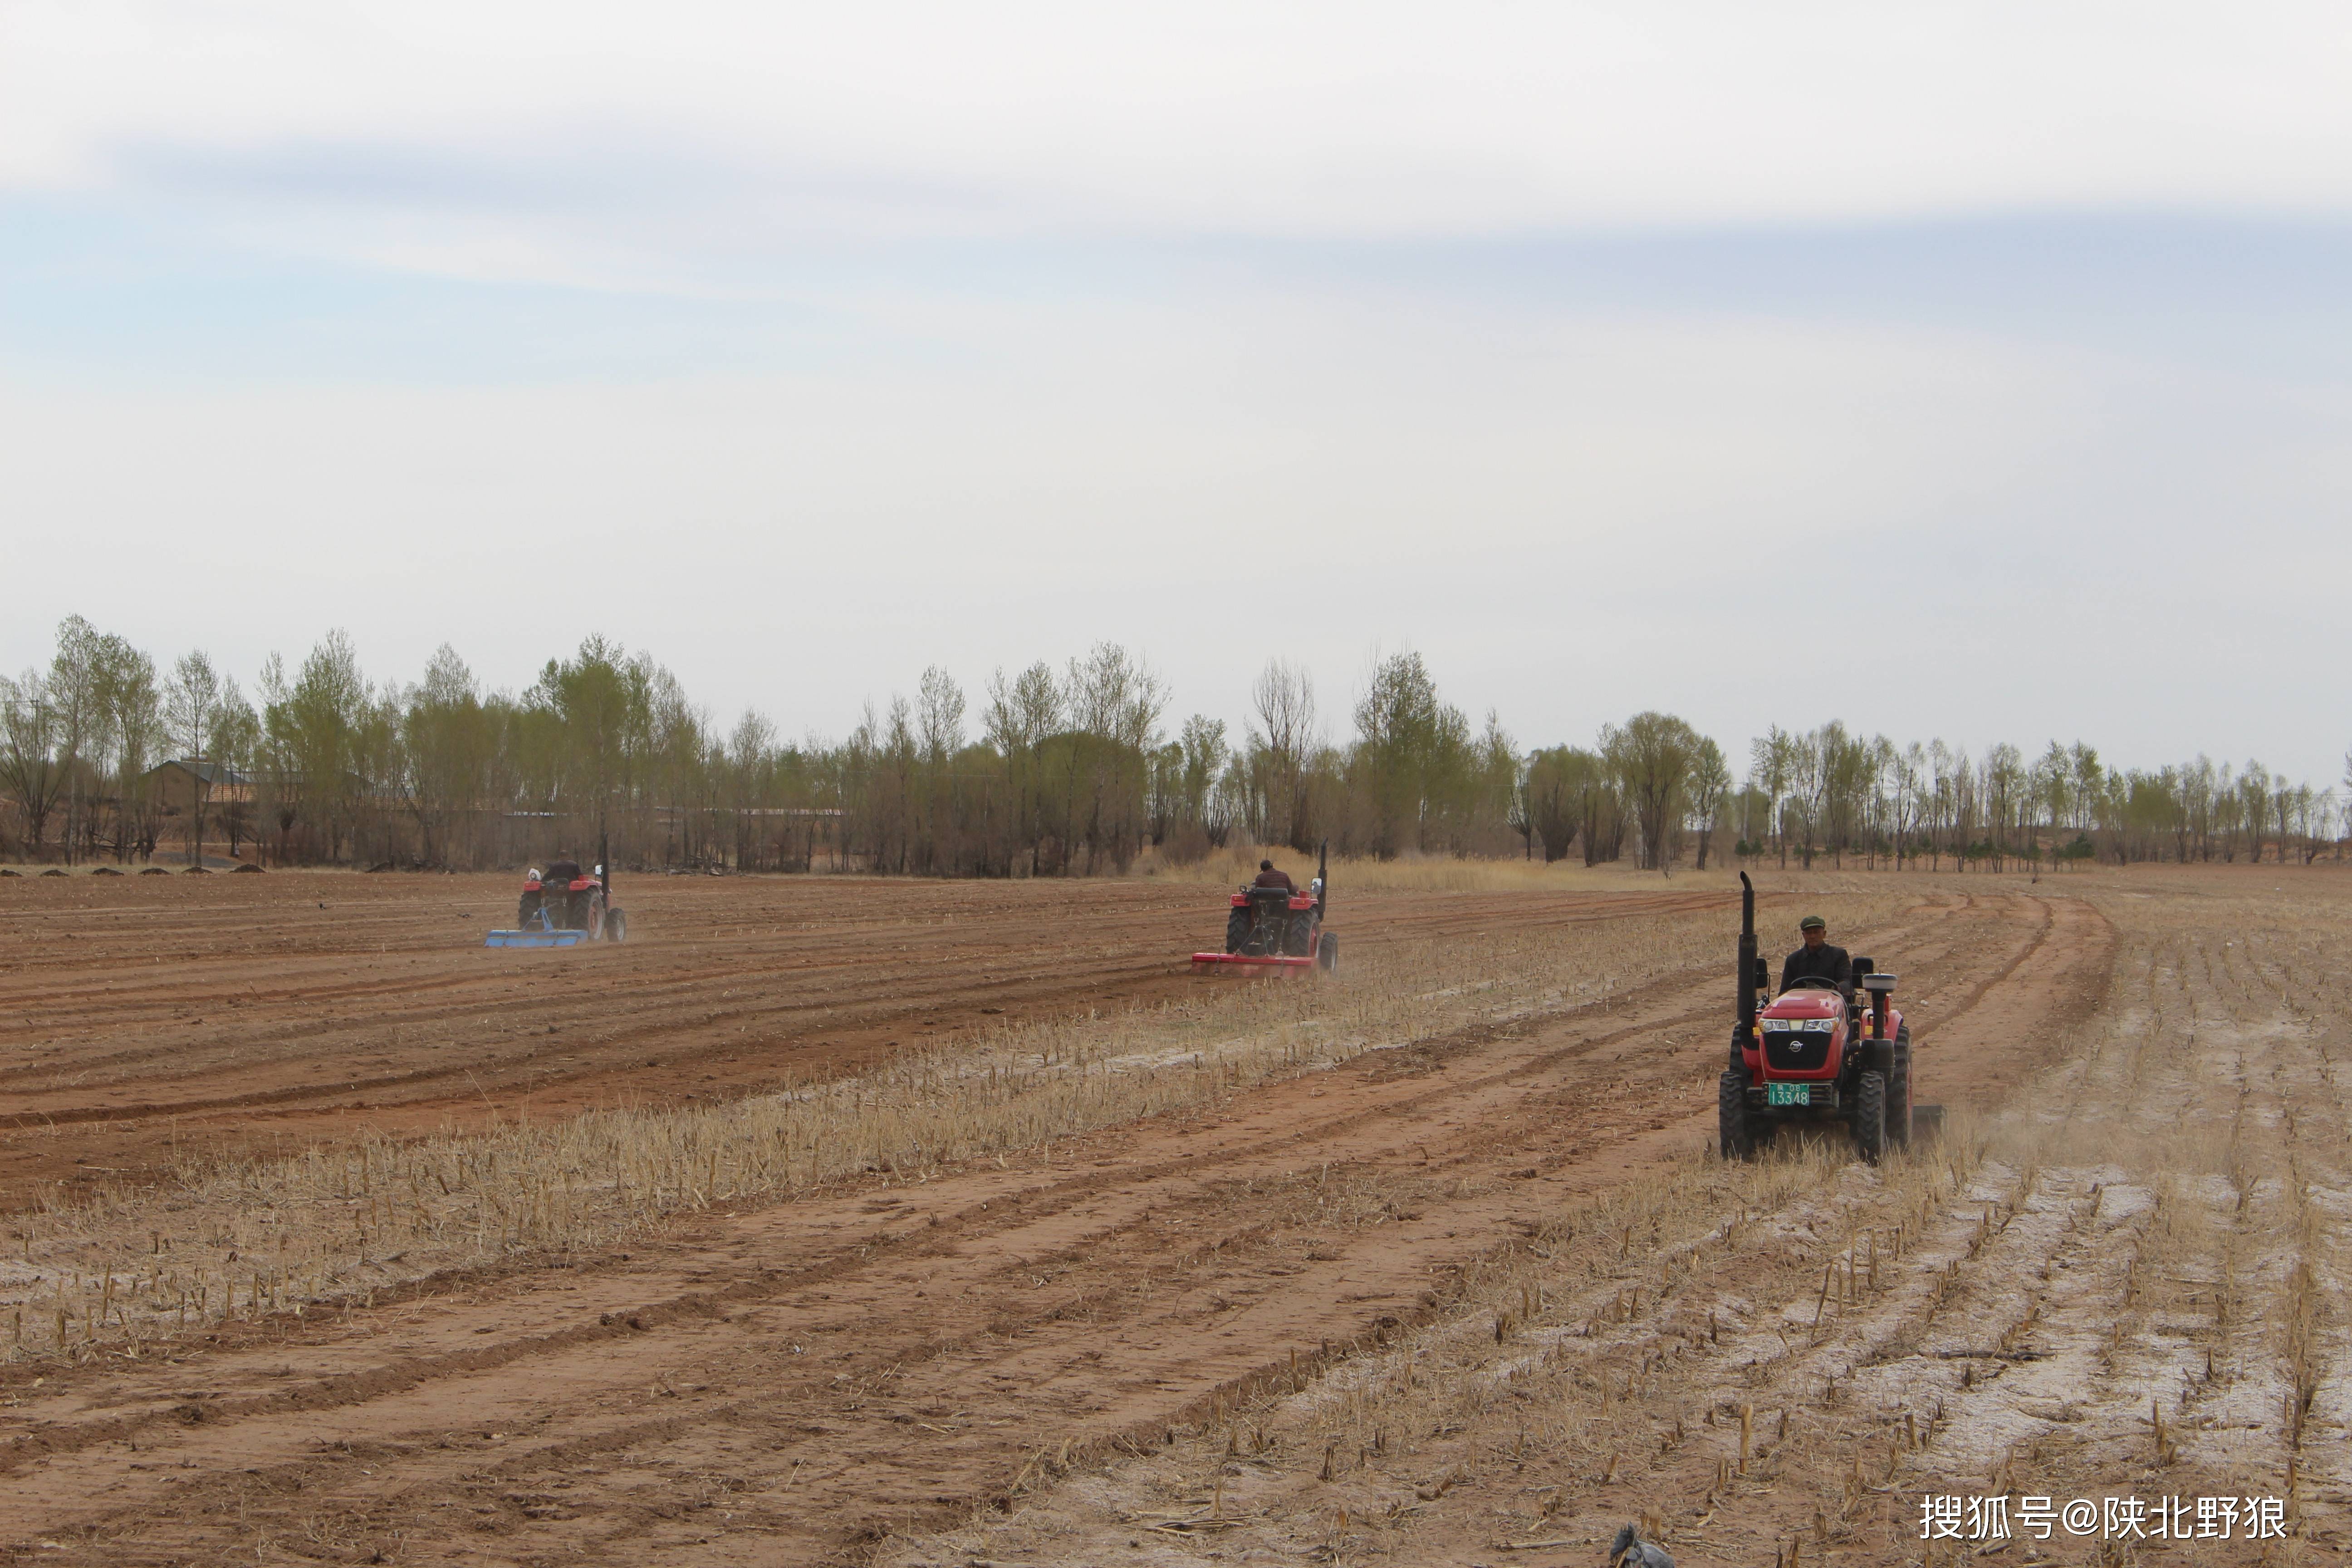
xmin=0 ymin=891 xmax=2057 ymax=1564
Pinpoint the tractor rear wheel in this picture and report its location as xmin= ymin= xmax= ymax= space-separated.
xmin=1852 ymin=1070 xmax=1889 ymax=1165
xmin=1225 ymin=909 xmax=1250 ymax=953
xmin=1887 ymin=1025 xmax=1914 ymax=1149
xmin=1317 ymin=933 xmax=1339 ymax=972
xmin=1719 ymin=1070 xmax=1759 ymax=1161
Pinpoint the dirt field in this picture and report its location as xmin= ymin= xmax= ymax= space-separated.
xmin=0 ymin=865 xmax=2343 ymax=1566
xmin=0 ymin=870 xmax=1720 ymax=1201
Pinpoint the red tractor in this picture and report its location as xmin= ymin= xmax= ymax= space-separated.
xmin=1191 ymin=843 xmax=1338 ymax=974
xmin=1720 ymin=872 xmax=1911 ymax=1163
xmin=485 ymin=837 xmax=629 ymax=949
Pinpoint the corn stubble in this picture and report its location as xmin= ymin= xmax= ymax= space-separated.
xmin=3 ymin=883 xmax=1916 ymax=1359
xmin=895 ymin=870 xmax=2352 ymax=1568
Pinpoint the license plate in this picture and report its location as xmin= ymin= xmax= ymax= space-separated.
xmin=1766 ymin=1082 xmax=1812 ymax=1107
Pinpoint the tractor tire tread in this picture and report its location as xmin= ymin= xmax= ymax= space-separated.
xmin=1853 ymin=1070 xmax=1889 ymax=1165
xmin=1719 ymin=1069 xmax=1759 ymax=1161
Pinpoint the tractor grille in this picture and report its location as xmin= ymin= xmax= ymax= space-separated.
xmin=1762 ymin=1028 xmax=1833 ymax=1074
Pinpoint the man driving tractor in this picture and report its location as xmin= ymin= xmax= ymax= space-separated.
xmin=1779 ymin=913 xmax=1852 ymax=994
xmin=1252 ymin=858 xmax=1296 ymax=894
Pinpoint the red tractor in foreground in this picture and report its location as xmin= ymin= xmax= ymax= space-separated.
xmin=1720 ymin=872 xmax=1911 ymax=1163
xmin=1191 ymin=843 xmax=1338 ymax=975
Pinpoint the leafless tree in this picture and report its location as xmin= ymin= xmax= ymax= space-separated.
xmin=1251 ymin=658 xmax=1316 ymax=849
xmin=164 ymin=650 xmax=225 ymax=866
xmin=1686 ymin=736 xmax=1730 ymax=871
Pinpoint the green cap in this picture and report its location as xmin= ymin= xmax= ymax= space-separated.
xmin=1799 ymin=914 xmax=1827 ymax=931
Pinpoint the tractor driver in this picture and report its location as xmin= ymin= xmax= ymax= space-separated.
xmin=543 ymin=854 xmax=583 ymax=885
xmin=1252 ymin=859 xmax=1296 ymax=894
xmin=1779 ymin=914 xmax=1852 ymax=995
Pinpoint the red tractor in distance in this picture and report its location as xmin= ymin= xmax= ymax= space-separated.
xmin=1191 ymin=843 xmax=1338 ymax=975
xmin=1720 ymin=872 xmax=1911 ymax=1163
xmin=485 ymin=836 xmax=629 ymax=949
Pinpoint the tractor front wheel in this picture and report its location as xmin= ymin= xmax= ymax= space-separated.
xmin=604 ymin=907 xmax=628 ymax=944
xmin=1225 ymin=909 xmax=1250 ymax=953
xmin=1317 ymin=933 xmax=1339 ymax=972
xmin=1719 ymin=1070 xmax=1759 ymax=1161
xmin=1852 ymin=1070 xmax=1889 ymax=1165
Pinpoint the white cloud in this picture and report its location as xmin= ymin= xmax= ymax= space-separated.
xmin=6 ymin=1 xmax=2352 ymax=281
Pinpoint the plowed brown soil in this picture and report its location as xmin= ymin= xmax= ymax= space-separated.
xmin=0 ymin=871 xmax=1720 ymax=1204
xmin=8 ymin=867 xmax=2317 ymax=1568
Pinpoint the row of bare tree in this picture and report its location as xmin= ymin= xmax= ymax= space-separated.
xmin=0 ymin=618 xmax=2341 ymax=873
xmin=1727 ymin=726 xmax=2344 ymax=869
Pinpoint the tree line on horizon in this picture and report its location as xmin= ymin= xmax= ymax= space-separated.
xmin=0 ymin=616 xmax=2342 ymax=875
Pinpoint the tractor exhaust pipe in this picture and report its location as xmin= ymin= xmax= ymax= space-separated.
xmin=1737 ymin=872 xmax=1758 ymax=1034
xmin=1316 ymin=839 xmax=1328 ymax=919
xmin=600 ymin=830 xmax=612 ymax=904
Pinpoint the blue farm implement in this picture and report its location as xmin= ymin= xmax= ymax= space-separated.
xmin=484 ymin=914 xmax=593 ymax=950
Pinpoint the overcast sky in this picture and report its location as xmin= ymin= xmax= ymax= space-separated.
xmin=4 ymin=2 xmax=2349 ymax=784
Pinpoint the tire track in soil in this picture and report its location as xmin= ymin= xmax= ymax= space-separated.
xmin=0 ymin=876 xmax=1732 ymax=1204
xmin=0 ymin=891 xmax=2072 ymax=1564
xmin=1742 ymin=894 xmax=2345 ymax=1564
xmin=892 ymin=892 xmax=2118 ymax=1568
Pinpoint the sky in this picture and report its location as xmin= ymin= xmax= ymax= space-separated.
xmin=4 ymin=1 xmax=2349 ymax=784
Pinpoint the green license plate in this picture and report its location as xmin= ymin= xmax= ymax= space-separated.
xmin=1766 ymin=1082 xmax=1812 ymax=1107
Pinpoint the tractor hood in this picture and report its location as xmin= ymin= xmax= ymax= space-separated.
xmin=1760 ymin=991 xmax=1842 ymax=1021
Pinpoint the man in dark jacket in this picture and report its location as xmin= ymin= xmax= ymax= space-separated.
xmin=1780 ymin=914 xmax=1852 ymax=994
xmin=1251 ymin=859 xmax=1296 ymax=893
